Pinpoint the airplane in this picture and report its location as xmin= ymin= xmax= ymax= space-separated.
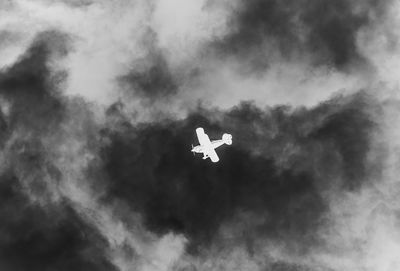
xmin=191 ymin=127 xmax=232 ymax=163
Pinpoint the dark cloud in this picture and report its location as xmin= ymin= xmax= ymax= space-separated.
xmin=58 ymin=0 xmax=94 ymax=8
xmin=0 ymin=172 xmax=116 ymax=271
xmin=99 ymin=91 xmax=378 ymax=255
xmin=211 ymin=0 xmax=390 ymax=70
xmin=119 ymin=52 xmax=178 ymax=100
xmin=223 ymin=93 xmax=377 ymax=190
xmin=0 ymin=32 xmax=117 ymax=270
xmin=309 ymin=97 xmax=376 ymax=190
xmin=118 ymin=30 xmax=180 ymax=102
xmin=268 ymin=262 xmax=315 ymax=271
xmin=0 ymin=30 xmax=69 ymax=135
xmin=0 ymin=31 xmax=71 ymax=201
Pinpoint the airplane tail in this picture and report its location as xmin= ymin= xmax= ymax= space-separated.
xmin=222 ymin=133 xmax=233 ymax=145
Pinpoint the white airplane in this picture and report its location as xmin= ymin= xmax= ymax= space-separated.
xmin=191 ymin=127 xmax=232 ymax=162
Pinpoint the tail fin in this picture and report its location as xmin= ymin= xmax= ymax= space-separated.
xmin=222 ymin=133 xmax=233 ymax=145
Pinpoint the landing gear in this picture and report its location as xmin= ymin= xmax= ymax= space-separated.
xmin=202 ymin=155 xmax=208 ymax=160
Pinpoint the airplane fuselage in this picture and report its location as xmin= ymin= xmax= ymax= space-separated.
xmin=191 ymin=145 xmax=209 ymax=159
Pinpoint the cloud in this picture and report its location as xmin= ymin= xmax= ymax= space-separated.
xmin=0 ymin=31 xmax=118 ymax=270
xmin=0 ymin=29 xmax=187 ymax=271
xmin=210 ymin=0 xmax=392 ymax=71
xmin=0 ymin=173 xmax=117 ymax=271
xmin=0 ymin=0 xmax=400 ymax=270
xmin=118 ymin=31 xmax=179 ymax=102
xmin=99 ymin=91 xmax=378 ymax=261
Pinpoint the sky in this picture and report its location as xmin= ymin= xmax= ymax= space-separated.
xmin=0 ymin=0 xmax=400 ymax=270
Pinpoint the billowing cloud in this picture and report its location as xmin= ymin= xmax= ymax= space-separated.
xmin=99 ymin=90 xmax=377 ymax=256
xmin=0 ymin=0 xmax=399 ymax=271
xmin=210 ymin=0 xmax=391 ymax=70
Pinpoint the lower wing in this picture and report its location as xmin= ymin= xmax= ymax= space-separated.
xmin=205 ymin=147 xmax=219 ymax=163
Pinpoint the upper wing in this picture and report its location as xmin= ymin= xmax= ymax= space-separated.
xmin=196 ymin=128 xmax=211 ymax=146
xmin=196 ymin=128 xmax=220 ymax=163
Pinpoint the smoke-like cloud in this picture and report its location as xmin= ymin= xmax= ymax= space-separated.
xmin=0 ymin=30 xmax=116 ymax=270
xmin=0 ymin=0 xmax=399 ymax=270
xmin=210 ymin=0 xmax=391 ymax=71
xmin=99 ymin=90 xmax=377 ymax=255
